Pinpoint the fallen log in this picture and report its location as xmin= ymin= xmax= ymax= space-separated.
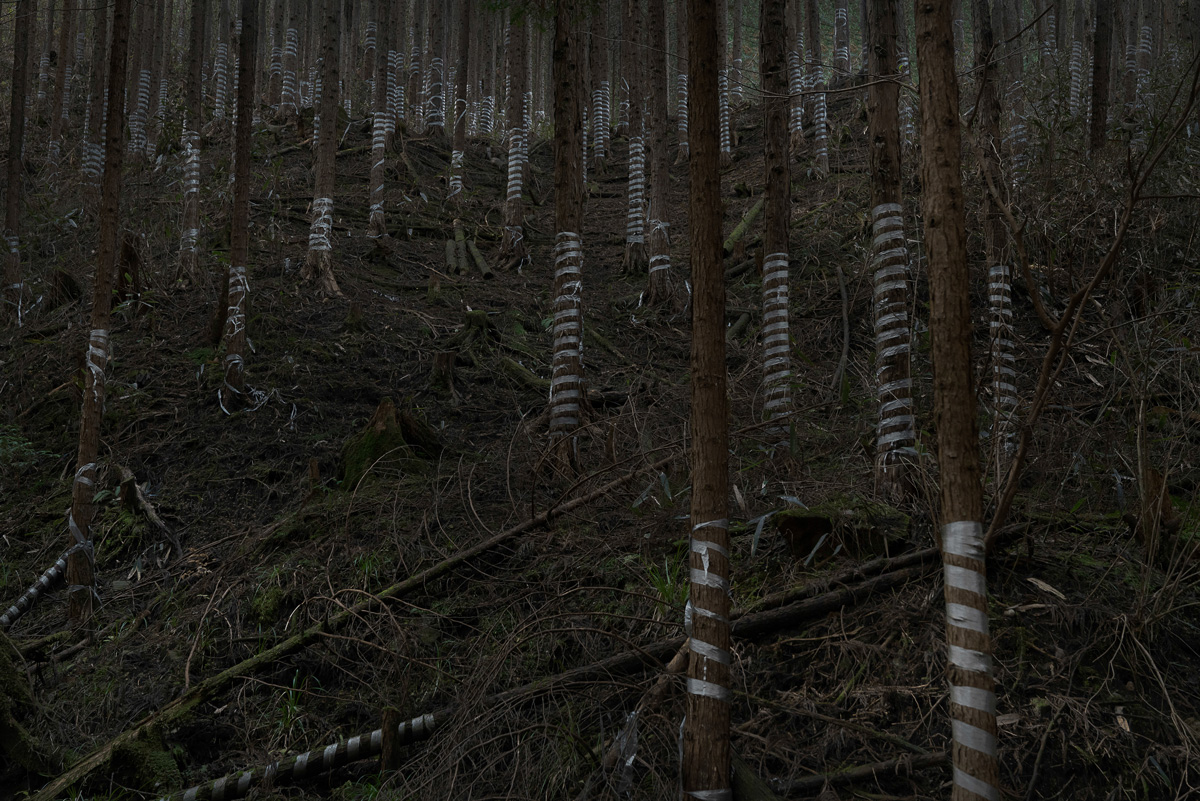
xmin=723 ymin=197 xmax=764 ymax=257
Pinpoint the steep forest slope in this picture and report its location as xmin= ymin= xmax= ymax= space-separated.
xmin=3 ymin=4 xmax=1200 ymax=801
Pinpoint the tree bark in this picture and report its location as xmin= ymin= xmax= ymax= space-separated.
xmin=644 ymin=0 xmax=673 ymax=305
xmin=915 ymin=2 xmax=1000 ymax=799
xmin=675 ymin=2 xmax=689 ymax=162
xmin=761 ymin=0 xmax=791 ymax=434
xmin=549 ymin=0 xmax=586 ymax=459
xmin=368 ymin=0 xmax=391 ymax=236
xmin=682 ymin=0 xmax=731 ymax=797
xmin=81 ymin=0 xmax=109 ymax=190
xmin=427 ymin=0 xmax=446 ymax=138
xmin=4 ymin=0 xmax=35 ymax=327
xmin=303 ymin=0 xmax=344 ymax=297
xmin=181 ymin=0 xmax=206 ymax=280
xmin=220 ymin=0 xmax=260 ymax=413
xmin=48 ymin=0 xmax=76 ymax=165
xmin=499 ymin=10 xmax=528 ymax=270
xmin=869 ymin=0 xmax=914 ymax=499
xmin=66 ymin=0 xmax=131 ymax=626
xmin=1090 ymin=0 xmax=1112 ymax=149
xmin=622 ymin=0 xmax=648 ymax=272
xmin=590 ymin=4 xmax=610 ymax=169
xmin=449 ymin=0 xmax=470 ymax=198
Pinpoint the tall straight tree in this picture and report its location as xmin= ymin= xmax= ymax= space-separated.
xmin=47 ymin=0 xmax=77 ymax=165
xmin=181 ymin=0 xmax=207 ymax=279
xmin=368 ymin=0 xmax=392 ymax=235
xmin=427 ymin=0 xmax=446 ymax=138
xmin=81 ymin=0 xmax=109 ymax=189
xmin=3 ymin=0 xmax=35 ymax=327
xmin=303 ymin=0 xmax=343 ymax=297
xmin=868 ymin=0 xmax=915 ymax=499
xmin=449 ymin=0 xmax=470 ymax=197
xmin=643 ymin=0 xmax=673 ymax=305
xmin=548 ymin=0 xmax=586 ymax=457
xmin=66 ymin=0 xmax=131 ymax=625
xmin=622 ymin=0 xmax=647 ymax=272
xmin=1090 ymin=0 xmax=1113 ymax=150
xmin=915 ymin=1 xmax=1001 ymax=799
xmin=280 ymin=0 xmax=300 ymax=124
xmin=675 ymin=4 xmax=689 ymax=162
xmin=499 ymin=9 xmax=528 ymax=271
xmin=682 ymin=0 xmax=731 ymax=798
xmin=589 ymin=5 xmax=609 ymax=170
xmin=221 ymin=0 xmax=260 ymax=412
xmin=760 ymin=0 xmax=791 ymax=432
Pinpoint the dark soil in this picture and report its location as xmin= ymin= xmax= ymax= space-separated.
xmin=3 ymin=65 xmax=1200 ymax=801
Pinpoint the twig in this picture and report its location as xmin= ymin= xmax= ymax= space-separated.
xmin=780 ymin=751 xmax=948 ymax=793
xmin=829 ymin=261 xmax=851 ymax=400
xmin=117 ymin=465 xmax=183 ymax=560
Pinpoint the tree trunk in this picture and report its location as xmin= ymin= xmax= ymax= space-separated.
xmin=807 ymin=0 xmax=828 ymax=176
xmin=4 ymin=0 xmax=35 ymax=327
xmin=760 ymin=0 xmax=790 ymax=435
xmin=82 ymin=0 xmax=110 ymax=189
xmin=368 ymin=0 xmax=391 ymax=236
xmin=675 ymin=2 xmax=689 ymax=162
xmin=622 ymin=0 xmax=647 ymax=272
xmin=730 ymin=0 xmax=743 ymax=105
xmin=450 ymin=0 xmax=470 ymax=198
xmin=408 ymin=0 xmax=425 ymax=133
xmin=788 ymin=1 xmax=804 ymax=148
xmin=915 ymin=2 xmax=1000 ymax=799
xmin=834 ymin=0 xmax=851 ymax=84
xmin=644 ymin=0 xmax=673 ymax=305
xmin=427 ymin=0 xmax=445 ymax=138
xmin=221 ymin=0 xmax=260 ymax=413
xmin=215 ymin=0 xmax=231 ymax=121
xmin=181 ymin=0 xmax=207 ymax=280
xmin=280 ymin=0 xmax=299 ymax=123
xmin=681 ymin=0 xmax=731 ymax=796
xmin=869 ymin=0 xmax=914 ymax=499
xmin=1090 ymin=0 xmax=1112 ymax=150
xmin=303 ymin=0 xmax=343 ymax=297
xmin=549 ymin=0 xmax=586 ymax=459
xmin=499 ymin=10 xmax=528 ymax=270
xmin=590 ymin=5 xmax=610 ymax=169
xmin=66 ymin=0 xmax=131 ymax=626
xmin=48 ymin=0 xmax=77 ymax=165
xmin=717 ymin=0 xmax=732 ymax=166
xmin=1068 ymin=0 xmax=1086 ymax=115
xmin=36 ymin=0 xmax=56 ymax=118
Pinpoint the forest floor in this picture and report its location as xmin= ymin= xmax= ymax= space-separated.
xmin=3 ymin=83 xmax=1200 ymax=801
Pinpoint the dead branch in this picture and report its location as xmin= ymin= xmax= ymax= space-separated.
xmin=117 ymin=465 xmax=183 ymax=561
xmin=780 ymin=751 xmax=948 ymax=794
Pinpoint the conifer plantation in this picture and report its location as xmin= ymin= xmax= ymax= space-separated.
xmin=4 ymin=2 xmax=1200 ymax=799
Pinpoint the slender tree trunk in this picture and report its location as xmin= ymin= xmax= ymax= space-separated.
xmin=4 ymin=0 xmax=35 ymax=327
xmin=834 ymin=0 xmax=851 ymax=84
xmin=807 ymin=0 xmax=829 ymax=176
xmin=427 ymin=0 xmax=445 ymax=137
xmin=450 ymin=0 xmax=470 ymax=198
xmin=48 ymin=0 xmax=77 ymax=165
xmin=788 ymin=0 xmax=804 ymax=149
xmin=66 ymin=0 xmax=130 ymax=626
xmin=915 ymin=3 xmax=1000 ymax=799
xmin=36 ymin=0 xmax=56 ymax=118
xmin=682 ymin=0 xmax=731 ymax=795
xmin=181 ymin=0 xmax=207 ymax=280
xmin=303 ymin=0 xmax=343 ymax=297
xmin=1090 ymin=0 xmax=1113 ymax=150
xmin=280 ymin=0 xmax=299 ymax=123
xmin=622 ymin=0 xmax=647 ymax=272
xmin=590 ymin=5 xmax=610 ymax=169
xmin=214 ymin=0 xmax=231 ymax=121
xmin=269 ymin=0 xmax=284 ymax=106
xmin=675 ymin=3 xmax=689 ymax=163
xmin=644 ymin=0 xmax=673 ymax=305
xmin=408 ymin=0 xmax=425 ymax=133
xmin=717 ymin=0 xmax=732 ymax=166
xmin=221 ymin=0 xmax=260 ymax=413
xmin=761 ymin=0 xmax=791 ymax=437
xmin=730 ymin=0 xmax=743 ymax=105
xmin=1068 ymin=0 xmax=1086 ymax=114
xmin=82 ymin=0 xmax=109 ymax=190
xmin=549 ymin=0 xmax=586 ymax=460
xmin=869 ymin=0 xmax=914 ymax=499
xmin=499 ymin=11 xmax=528 ymax=270
xmin=368 ymin=0 xmax=391 ymax=235
xmin=389 ymin=1 xmax=406 ymax=130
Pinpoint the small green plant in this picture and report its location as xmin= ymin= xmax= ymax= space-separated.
xmin=276 ymin=669 xmax=307 ymax=748
xmin=643 ymin=551 xmax=688 ymax=620
xmin=0 ymin=425 xmax=54 ymax=477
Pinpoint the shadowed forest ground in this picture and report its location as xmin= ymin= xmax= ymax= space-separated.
xmin=3 ymin=61 xmax=1200 ymax=800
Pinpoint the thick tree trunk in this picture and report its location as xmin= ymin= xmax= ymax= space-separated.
xmin=915 ymin=2 xmax=1000 ymax=799
xmin=4 ymin=0 xmax=35 ymax=327
xmin=869 ymin=0 xmax=914 ymax=499
xmin=221 ymin=0 xmax=260 ymax=413
xmin=760 ymin=0 xmax=791 ymax=434
xmin=66 ymin=0 xmax=130 ymax=626
xmin=681 ymin=0 xmax=731 ymax=796
xmin=499 ymin=11 xmax=528 ymax=270
xmin=549 ymin=0 xmax=586 ymax=459
xmin=303 ymin=0 xmax=343 ymax=297
xmin=1090 ymin=0 xmax=1113 ymax=150
xmin=644 ymin=0 xmax=672 ymax=305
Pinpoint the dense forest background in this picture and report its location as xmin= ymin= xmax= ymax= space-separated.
xmin=1 ymin=0 xmax=1200 ymax=799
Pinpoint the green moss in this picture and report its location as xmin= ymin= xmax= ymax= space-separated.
xmin=110 ymin=729 xmax=182 ymax=793
xmin=338 ymin=398 xmax=415 ymax=489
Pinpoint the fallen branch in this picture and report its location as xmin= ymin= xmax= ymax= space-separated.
xmin=1 ymin=547 xmax=75 ymax=631
xmin=117 ymin=465 xmax=183 ymax=561
xmin=780 ymin=751 xmax=948 ymax=794
xmin=724 ymin=197 xmax=764 ymax=257
xmin=31 ymin=453 xmax=678 ymax=801
xmin=467 ymin=239 xmax=493 ymax=279
xmin=153 ymin=558 xmax=933 ymax=801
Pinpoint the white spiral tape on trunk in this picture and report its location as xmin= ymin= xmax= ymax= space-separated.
xmin=626 ymin=134 xmax=645 ymax=245
xmin=871 ymin=204 xmax=913 ymax=464
xmin=788 ymin=49 xmax=803 ymax=134
xmin=309 ymin=198 xmax=333 ymax=253
xmin=718 ymin=71 xmax=731 ymax=157
xmin=550 ymin=231 xmax=584 ymax=433
xmin=761 ymin=253 xmax=791 ymax=418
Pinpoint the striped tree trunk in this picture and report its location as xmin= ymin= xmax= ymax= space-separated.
xmin=916 ymin=3 xmax=1000 ymax=798
xmin=761 ymin=0 xmax=791 ymax=438
xmin=498 ymin=12 xmax=528 ymax=271
xmin=303 ymin=0 xmax=343 ymax=298
xmin=675 ymin=2 xmax=689 ymax=163
xmin=621 ymin=0 xmax=647 ymax=273
xmin=180 ymin=0 xmax=206 ymax=279
xmin=643 ymin=0 xmax=672 ymax=306
xmin=368 ymin=0 xmax=391 ymax=236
